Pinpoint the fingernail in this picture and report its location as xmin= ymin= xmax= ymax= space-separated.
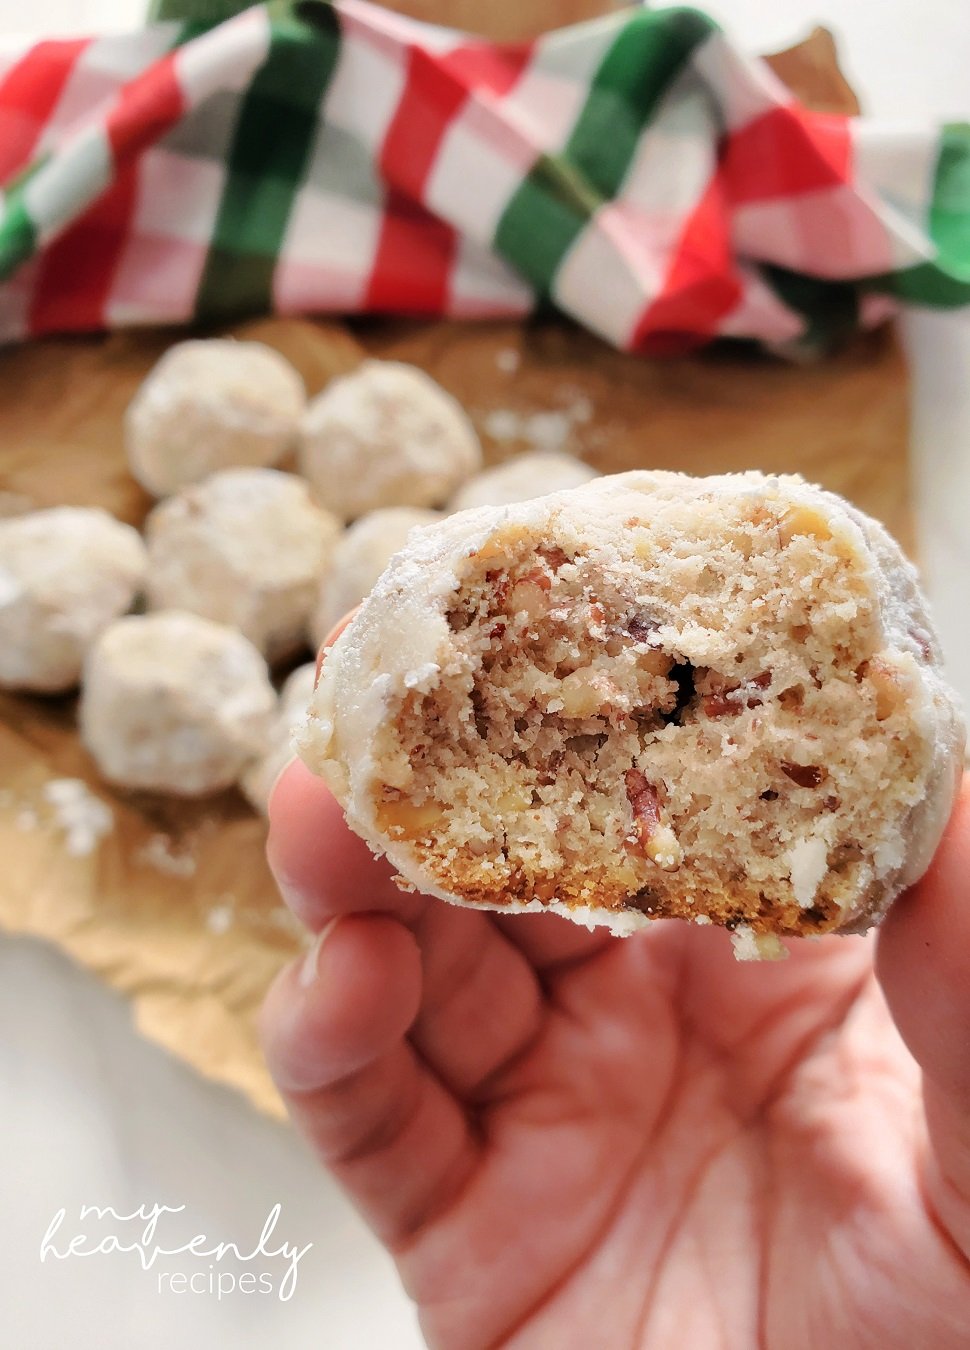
xmin=299 ymin=917 xmax=340 ymax=989
xmin=274 ymin=873 xmax=309 ymax=920
xmin=266 ymin=755 xmax=296 ymax=818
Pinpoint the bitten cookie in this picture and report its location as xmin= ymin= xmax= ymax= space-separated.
xmin=300 ymin=470 xmax=965 ymax=941
xmin=310 ymin=507 xmax=441 ymax=650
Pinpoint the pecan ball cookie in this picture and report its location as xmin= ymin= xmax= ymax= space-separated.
xmin=299 ymin=471 xmax=964 ymax=943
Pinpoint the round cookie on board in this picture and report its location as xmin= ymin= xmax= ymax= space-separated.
xmin=0 ymin=507 xmax=147 ymax=693
xmin=146 ymin=467 xmax=341 ymax=664
xmin=80 ymin=610 xmax=276 ymax=797
xmin=126 ymin=340 xmax=306 ymax=497
xmin=299 ymin=360 xmax=482 ymax=521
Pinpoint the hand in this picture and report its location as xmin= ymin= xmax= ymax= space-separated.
xmin=261 ymin=758 xmax=970 ymax=1350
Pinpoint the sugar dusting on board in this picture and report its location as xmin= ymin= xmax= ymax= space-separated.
xmin=41 ymin=778 xmax=114 ymax=856
xmin=206 ymin=903 xmax=234 ymax=935
xmin=481 ymin=388 xmax=595 ymax=455
xmin=137 ymin=831 xmax=198 ymax=878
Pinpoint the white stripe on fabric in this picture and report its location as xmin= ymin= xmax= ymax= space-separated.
xmin=447 ymin=233 xmax=533 ymax=318
xmin=174 ymin=4 xmax=271 ymax=108
xmin=716 ymin=263 xmax=805 ymax=342
xmin=23 ymin=125 xmax=111 ymax=244
xmin=615 ymin=74 xmax=716 ymax=218
xmin=732 ymin=185 xmax=913 ymax=278
xmin=425 ymin=103 xmax=536 ymax=243
xmin=322 ymin=17 xmax=406 ymax=150
xmin=37 ymin=29 xmax=179 ymax=154
xmin=274 ymin=186 xmax=382 ymax=313
xmin=690 ymin=29 xmax=790 ymax=132
xmin=128 ymin=145 xmax=226 ymax=241
xmin=78 ymin=26 xmax=181 ymax=81
xmin=554 ymin=203 xmax=664 ymax=346
xmin=851 ymin=119 xmax=940 ymax=229
xmin=425 ymin=12 xmax=618 ymax=248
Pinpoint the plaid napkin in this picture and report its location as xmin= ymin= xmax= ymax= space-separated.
xmin=0 ymin=0 xmax=967 ymax=352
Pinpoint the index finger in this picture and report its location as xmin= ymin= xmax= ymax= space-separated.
xmin=270 ymin=605 xmax=422 ymax=930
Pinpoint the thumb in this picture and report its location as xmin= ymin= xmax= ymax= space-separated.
xmin=877 ymin=775 xmax=970 ymax=1255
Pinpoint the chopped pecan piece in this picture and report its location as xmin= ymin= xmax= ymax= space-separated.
xmin=868 ymin=656 xmax=905 ymax=720
xmin=782 ymin=762 xmax=826 ymax=789
xmin=702 ymin=672 xmax=770 ymax=718
xmin=539 ymin=546 xmax=569 ymax=571
xmin=509 ymin=577 xmax=548 ymax=621
xmin=486 ymin=569 xmax=511 ymax=607
xmin=376 ymin=796 xmax=443 ymax=838
xmin=625 ymin=768 xmax=660 ymax=842
xmin=624 ymin=769 xmax=682 ymax=870
xmin=778 ymin=505 xmax=833 ymax=545
xmin=560 ymin=668 xmax=614 ymax=717
xmin=625 ymin=612 xmax=659 ymax=643
xmin=525 ymin=568 xmax=552 ymax=592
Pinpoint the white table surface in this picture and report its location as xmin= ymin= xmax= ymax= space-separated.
xmin=1 ymin=3 xmax=968 ymax=1347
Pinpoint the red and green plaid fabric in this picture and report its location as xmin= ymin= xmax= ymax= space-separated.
xmin=0 ymin=0 xmax=968 ymax=352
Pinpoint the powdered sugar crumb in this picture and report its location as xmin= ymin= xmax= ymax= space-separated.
xmin=206 ymin=904 xmax=234 ymax=935
xmin=481 ymin=389 xmax=596 ymax=454
xmin=138 ymin=832 xmax=197 ymax=878
xmin=730 ymin=925 xmax=761 ymax=961
xmin=731 ymin=924 xmax=789 ymax=962
xmin=495 ymin=348 xmax=520 ymax=374
xmin=41 ymin=778 xmax=114 ymax=856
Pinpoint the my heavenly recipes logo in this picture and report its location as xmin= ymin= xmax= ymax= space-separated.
xmin=40 ymin=1202 xmax=312 ymax=1301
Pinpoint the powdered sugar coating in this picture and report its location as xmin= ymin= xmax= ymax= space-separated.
xmin=80 ymin=610 xmax=276 ymax=797
xmin=298 ymin=361 xmax=482 ymax=521
xmin=126 ymin=340 xmax=305 ymax=497
xmin=146 ymin=467 xmax=340 ymax=663
xmin=0 ymin=507 xmax=147 ymax=692
xmin=310 ymin=506 xmax=441 ymax=650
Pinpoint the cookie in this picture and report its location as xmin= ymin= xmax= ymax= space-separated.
xmin=126 ymin=340 xmax=305 ymax=497
xmin=146 ymin=467 xmax=340 ymax=663
xmin=0 ymin=507 xmax=146 ymax=692
xmin=300 ymin=471 xmax=965 ymax=939
xmin=298 ymin=361 xmax=481 ymax=521
xmin=81 ymin=611 xmax=275 ymax=797
xmin=448 ymin=450 xmax=597 ymax=513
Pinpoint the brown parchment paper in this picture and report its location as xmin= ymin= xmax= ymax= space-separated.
xmin=0 ymin=28 xmax=911 ymax=1119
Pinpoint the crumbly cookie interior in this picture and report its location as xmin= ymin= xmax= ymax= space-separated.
xmin=371 ymin=494 xmax=932 ymax=935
